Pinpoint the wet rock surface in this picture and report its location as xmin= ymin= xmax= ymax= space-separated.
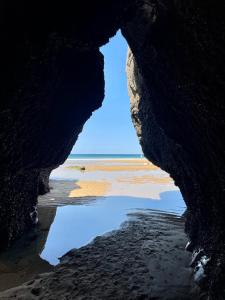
xmin=0 ymin=211 xmax=200 ymax=300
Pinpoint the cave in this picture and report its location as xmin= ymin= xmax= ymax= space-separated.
xmin=1 ymin=1 xmax=225 ymax=299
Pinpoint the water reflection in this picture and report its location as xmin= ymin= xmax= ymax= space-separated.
xmin=0 ymin=159 xmax=186 ymax=291
xmin=0 ymin=207 xmax=55 ymax=291
xmin=41 ymin=191 xmax=185 ymax=265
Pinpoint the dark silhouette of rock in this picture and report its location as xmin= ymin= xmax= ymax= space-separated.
xmin=38 ymin=168 xmax=53 ymax=195
xmin=124 ymin=2 xmax=225 ymax=297
xmin=0 ymin=0 xmax=225 ymax=298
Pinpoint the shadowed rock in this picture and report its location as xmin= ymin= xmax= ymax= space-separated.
xmin=0 ymin=0 xmax=134 ymax=247
xmin=0 ymin=0 xmax=225 ymax=298
xmin=124 ymin=1 xmax=225 ymax=297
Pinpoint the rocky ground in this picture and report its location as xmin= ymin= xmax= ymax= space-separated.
xmin=0 ymin=210 xmax=201 ymax=300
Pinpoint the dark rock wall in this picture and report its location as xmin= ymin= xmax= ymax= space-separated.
xmin=0 ymin=170 xmax=39 ymax=249
xmin=38 ymin=168 xmax=53 ymax=195
xmin=0 ymin=0 xmax=134 ymax=247
xmin=0 ymin=0 xmax=225 ymax=297
xmin=123 ymin=1 xmax=225 ymax=298
xmin=0 ymin=46 xmax=104 ymax=247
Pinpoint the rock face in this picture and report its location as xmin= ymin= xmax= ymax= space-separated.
xmin=124 ymin=2 xmax=225 ymax=298
xmin=0 ymin=0 xmax=133 ymax=247
xmin=0 ymin=0 xmax=225 ymax=298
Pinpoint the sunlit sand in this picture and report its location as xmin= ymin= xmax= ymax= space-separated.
xmin=69 ymin=180 xmax=110 ymax=197
xmin=66 ymin=158 xmax=158 ymax=172
xmin=47 ymin=158 xmax=178 ymax=201
xmin=117 ymin=175 xmax=172 ymax=184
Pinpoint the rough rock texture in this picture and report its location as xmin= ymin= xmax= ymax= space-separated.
xmin=124 ymin=2 xmax=225 ymax=298
xmin=38 ymin=168 xmax=56 ymax=195
xmin=0 ymin=171 xmax=39 ymax=249
xmin=0 ymin=0 xmax=225 ymax=298
xmin=0 ymin=0 xmax=134 ymax=247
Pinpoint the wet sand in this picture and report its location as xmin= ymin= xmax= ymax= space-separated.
xmin=0 ymin=207 xmax=55 ymax=292
xmin=69 ymin=180 xmax=111 ymax=197
xmin=50 ymin=158 xmax=175 ymax=200
xmin=0 ymin=212 xmax=200 ymax=300
xmin=117 ymin=174 xmax=172 ymax=184
xmin=0 ymin=158 xmax=199 ymax=299
xmin=66 ymin=158 xmax=158 ymax=172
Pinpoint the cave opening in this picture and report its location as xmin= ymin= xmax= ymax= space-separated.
xmin=70 ymin=30 xmax=142 ymax=156
xmin=0 ymin=1 xmax=224 ymax=297
xmin=0 ymin=31 xmax=186 ymax=290
xmin=37 ymin=31 xmax=186 ymax=265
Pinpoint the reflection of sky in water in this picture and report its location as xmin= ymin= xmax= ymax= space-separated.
xmin=40 ymin=191 xmax=185 ymax=265
xmin=40 ymin=160 xmax=186 ymax=265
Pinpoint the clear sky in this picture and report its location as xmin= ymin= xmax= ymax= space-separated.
xmin=71 ymin=31 xmax=142 ymax=154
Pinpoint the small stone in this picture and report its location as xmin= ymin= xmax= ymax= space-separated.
xmin=31 ymin=287 xmax=42 ymax=296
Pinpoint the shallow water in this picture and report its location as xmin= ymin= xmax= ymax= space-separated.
xmin=40 ymin=159 xmax=185 ymax=265
xmin=0 ymin=158 xmax=186 ymax=291
xmin=41 ymin=191 xmax=185 ymax=265
xmin=50 ymin=159 xmax=178 ymax=199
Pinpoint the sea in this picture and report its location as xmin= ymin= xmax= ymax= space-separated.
xmin=68 ymin=154 xmax=144 ymax=160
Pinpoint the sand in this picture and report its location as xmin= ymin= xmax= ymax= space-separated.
xmin=0 ymin=207 xmax=55 ymax=292
xmin=68 ymin=176 xmax=171 ymax=198
xmin=38 ymin=180 xmax=103 ymax=207
xmin=0 ymin=158 xmax=198 ymax=299
xmin=69 ymin=180 xmax=110 ymax=197
xmin=117 ymin=174 xmax=172 ymax=184
xmin=66 ymin=159 xmax=158 ymax=172
xmin=0 ymin=211 xmax=200 ymax=300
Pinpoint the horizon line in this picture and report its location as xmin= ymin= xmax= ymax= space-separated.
xmin=70 ymin=153 xmax=143 ymax=155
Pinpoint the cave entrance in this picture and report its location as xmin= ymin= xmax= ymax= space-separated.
xmin=0 ymin=31 xmax=186 ymax=292
xmin=37 ymin=31 xmax=186 ymax=265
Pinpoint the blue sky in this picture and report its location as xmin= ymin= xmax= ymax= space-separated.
xmin=72 ymin=31 xmax=142 ymax=154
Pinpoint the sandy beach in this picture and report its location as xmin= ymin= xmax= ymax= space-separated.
xmin=46 ymin=158 xmax=175 ymax=200
xmin=66 ymin=158 xmax=158 ymax=172
xmin=0 ymin=158 xmax=200 ymax=299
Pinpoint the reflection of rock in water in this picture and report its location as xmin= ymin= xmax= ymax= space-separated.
xmin=38 ymin=180 xmax=102 ymax=206
xmin=0 ymin=207 xmax=56 ymax=292
xmin=0 ymin=211 xmax=200 ymax=299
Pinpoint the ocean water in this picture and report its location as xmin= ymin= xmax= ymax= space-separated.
xmin=68 ymin=154 xmax=143 ymax=160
